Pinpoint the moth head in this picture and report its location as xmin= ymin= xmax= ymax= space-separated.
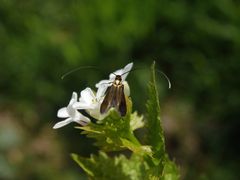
xmin=115 ymin=75 xmax=122 ymax=81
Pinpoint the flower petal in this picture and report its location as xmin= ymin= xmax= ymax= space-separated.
xmin=123 ymin=81 xmax=130 ymax=96
xmin=80 ymin=88 xmax=95 ymax=104
xmin=95 ymin=80 xmax=112 ymax=88
xmin=121 ymin=62 xmax=133 ymax=81
xmin=73 ymin=102 xmax=95 ymax=109
xmin=87 ymin=108 xmax=107 ymax=120
xmin=72 ymin=91 xmax=77 ymax=100
xmin=73 ymin=114 xmax=91 ymax=126
xmin=96 ymin=84 xmax=109 ymax=100
xmin=53 ymin=118 xmax=72 ymax=129
xmin=57 ymin=107 xmax=69 ymax=118
xmin=109 ymin=62 xmax=133 ymax=81
xmin=69 ymin=92 xmax=78 ymax=105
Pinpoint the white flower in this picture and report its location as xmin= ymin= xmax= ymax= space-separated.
xmin=53 ymin=92 xmax=90 ymax=129
xmin=54 ymin=63 xmax=133 ymax=126
xmin=95 ymin=62 xmax=133 ymax=97
xmin=73 ymin=87 xmax=106 ymax=120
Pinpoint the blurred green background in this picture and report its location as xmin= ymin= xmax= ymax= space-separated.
xmin=1 ymin=0 xmax=239 ymax=179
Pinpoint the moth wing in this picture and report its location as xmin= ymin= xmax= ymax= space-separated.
xmin=117 ymin=85 xmax=127 ymax=116
xmin=100 ymin=86 xmax=115 ymax=114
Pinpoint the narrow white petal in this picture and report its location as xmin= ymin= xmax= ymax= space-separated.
xmin=53 ymin=118 xmax=72 ymax=129
xmin=80 ymin=88 xmax=94 ymax=104
xmin=122 ymin=62 xmax=133 ymax=81
xmin=57 ymin=107 xmax=69 ymax=118
xmin=68 ymin=92 xmax=78 ymax=106
xmin=74 ymin=114 xmax=91 ymax=126
xmin=96 ymin=84 xmax=108 ymax=100
xmin=73 ymin=102 xmax=95 ymax=109
xmin=123 ymin=81 xmax=130 ymax=96
xmin=67 ymin=106 xmax=76 ymax=118
xmin=96 ymin=80 xmax=112 ymax=88
xmin=123 ymin=62 xmax=134 ymax=73
xmin=71 ymin=92 xmax=78 ymax=101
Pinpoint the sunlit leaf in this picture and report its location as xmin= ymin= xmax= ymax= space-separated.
xmin=130 ymin=111 xmax=144 ymax=131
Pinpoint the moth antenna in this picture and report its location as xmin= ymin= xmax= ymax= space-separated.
xmin=111 ymin=72 xmax=118 ymax=76
xmin=156 ymin=69 xmax=172 ymax=89
xmin=61 ymin=66 xmax=99 ymax=79
xmin=120 ymin=66 xmax=171 ymax=89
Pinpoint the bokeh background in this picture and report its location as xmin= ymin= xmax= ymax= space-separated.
xmin=1 ymin=0 xmax=240 ymax=179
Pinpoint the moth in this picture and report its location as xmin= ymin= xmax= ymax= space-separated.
xmin=100 ymin=74 xmax=127 ymax=116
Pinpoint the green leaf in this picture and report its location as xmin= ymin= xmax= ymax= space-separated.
xmin=162 ymin=157 xmax=180 ymax=180
xmin=121 ymin=138 xmax=152 ymax=156
xmin=78 ymin=110 xmax=135 ymax=151
xmin=76 ymin=98 xmax=148 ymax=154
xmin=72 ymin=152 xmax=151 ymax=180
xmin=146 ymin=61 xmax=165 ymax=160
xmin=119 ymin=154 xmax=150 ymax=180
xmin=71 ymin=153 xmax=94 ymax=177
xmin=144 ymin=61 xmax=180 ymax=179
xmin=71 ymin=152 xmax=130 ymax=180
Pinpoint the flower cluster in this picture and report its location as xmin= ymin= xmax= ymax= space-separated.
xmin=53 ymin=62 xmax=133 ymax=129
